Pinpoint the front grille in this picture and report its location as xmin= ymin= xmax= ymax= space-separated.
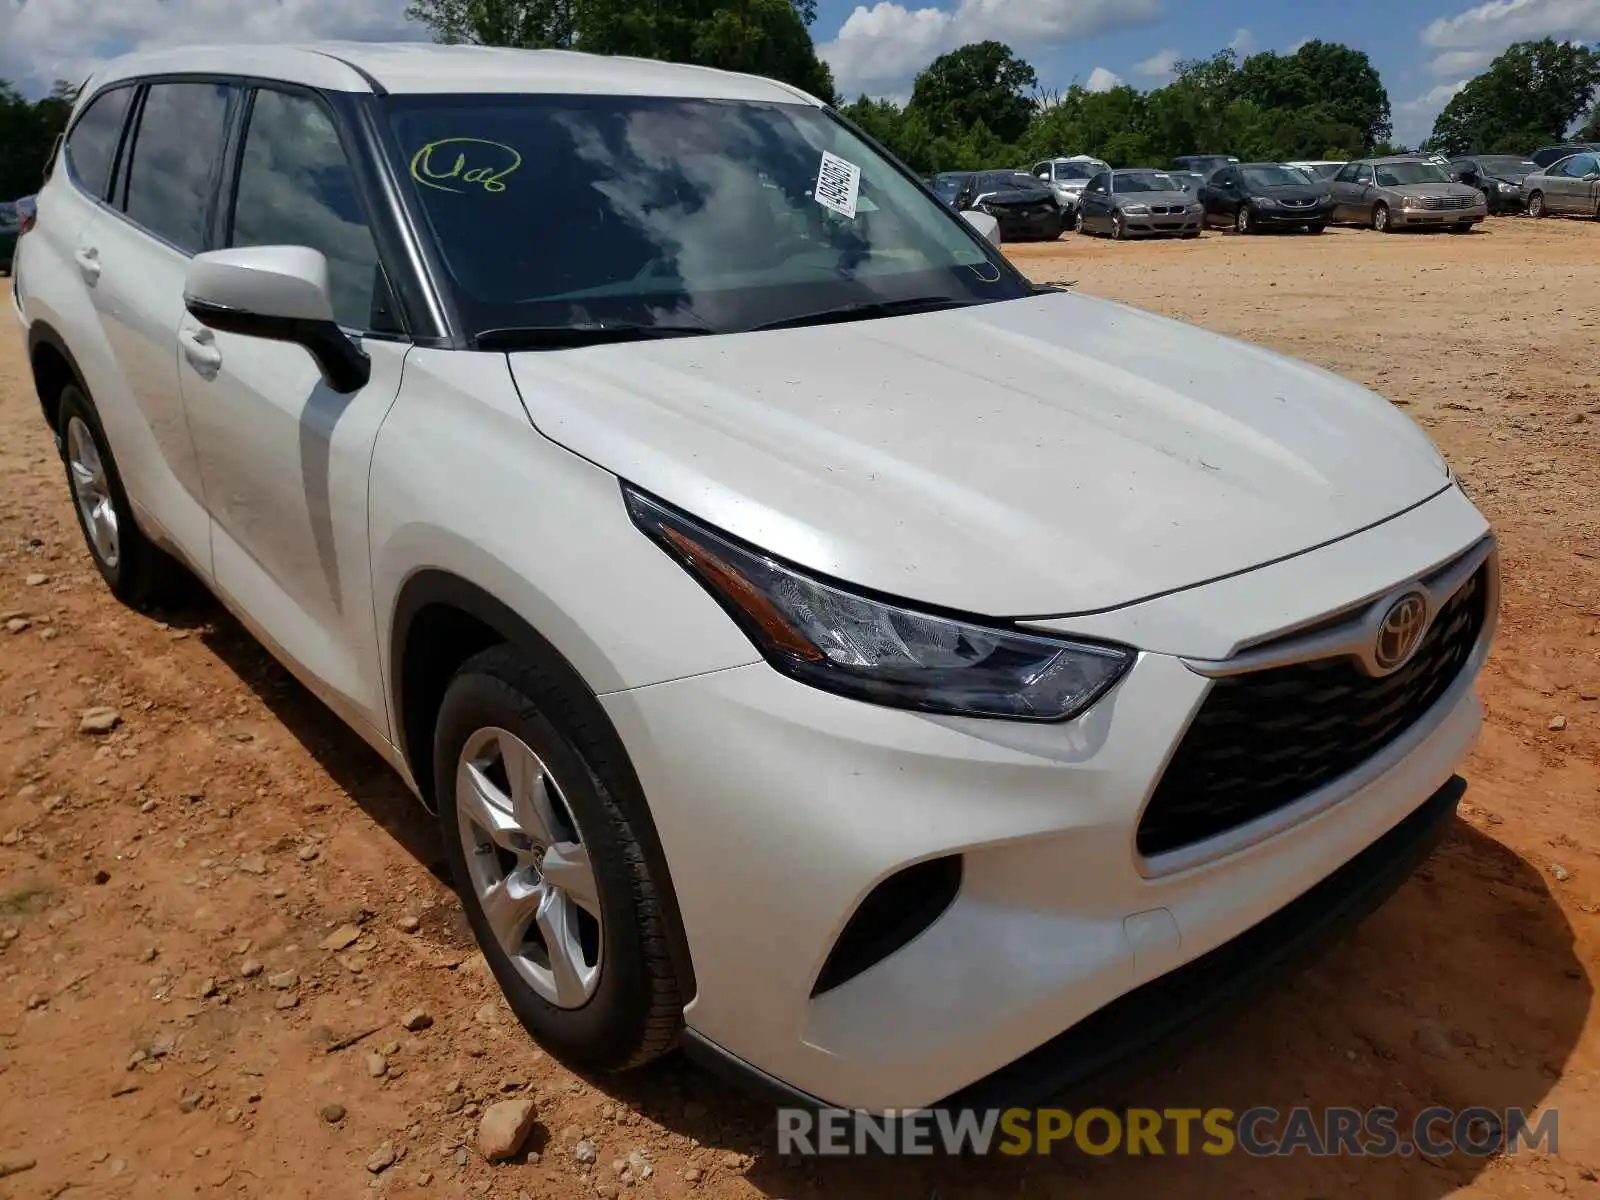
xmin=1136 ymin=566 xmax=1489 ymax=858
xmin=1149 ymin=205 xmax=1183 ymax=215
xmin=1280 ymin=198 xmax=1317 ymax=208
xmin=1417 ymin=195 xmax=1472 ymax=210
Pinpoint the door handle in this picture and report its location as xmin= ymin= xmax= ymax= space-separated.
xmin=179 ymin=325 xmax=223 ymax=375
xmin=74 ymin=246 xmax=101 ymax=284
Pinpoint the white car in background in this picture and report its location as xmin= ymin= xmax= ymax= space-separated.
xmin=13 ymin=43 xmax=1495 ymax=1113
xmin=1031 ymin=155 xmax=1111 ymax=215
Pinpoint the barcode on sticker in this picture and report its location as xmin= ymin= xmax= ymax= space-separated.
xmin=815 ymin=151 xmax=861 ymax=218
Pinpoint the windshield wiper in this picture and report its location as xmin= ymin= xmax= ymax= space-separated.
xmin=475 ymin=324 xmax=714 ymax=351
xmin=746 ymin=296 xmax=979 ymax=333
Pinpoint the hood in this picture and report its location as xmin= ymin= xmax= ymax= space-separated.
xmin=1113 ymin=190 xmax=1191 ymax=207
xmin=1254 ymin=185 xmax=1326 ymax=203
xmin=507 ymin=294 xmax=1449 ymax=617
xmin=977 ymin=187 xmax=1054 ymax=207
xmin=1386 ymin=181 xmax=1482 ymax=200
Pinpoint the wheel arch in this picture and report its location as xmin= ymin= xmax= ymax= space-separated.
xmin=389 ymin=567 xmax=698 ymax=1002
xmin=26 ymin=320 xmax=86 ymax=436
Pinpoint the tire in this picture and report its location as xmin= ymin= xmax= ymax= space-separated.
xmin=1074 ymin=209 xmax=1088 ymax=235
xmin=56 ymin=384 xmax=182 ymax=610
xmin=433 ymin=645 xmax=681 ymax=1071
xmin=1181 ymin=232 xmax=1200 ymax=239
xmin=1448 ymin=223 xmax=1474 ymax=233
xmin=1527 ymin=191 xmax=1545 ymax=218
xmin=1306 ymin=223 xmax=1326 ymax=234
xmin=1372 ymin=203 xmax=1392 ymax=233
xmin=1234 ymin=206 xmax=1253 ymax=234
xmin=1110 ymin=212 xmax=1126 ymax=241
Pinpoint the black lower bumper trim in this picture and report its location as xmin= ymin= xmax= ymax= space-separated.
xmin=684 ymin=775 xmax=1464 ymax=1113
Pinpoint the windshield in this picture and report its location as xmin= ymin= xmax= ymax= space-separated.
xmin=1055 ymin=161 xmax=1098 ymax=180
xmin=1375 ymin=162 xmax=1450 ymax=186
xmin=931 ymin=174 xmax=965 ymax=201
xmin=1243 ymin=166 xmax=1312 ymax=188
xmin=1113 ymin=171 xmax=1181 ymax=193
xmin=385 ymin=95 xmax=1025 ymax=341
xmin=1478 ymin=156 xmax=1537 ymax=175
xmin=1308 ymin=163 xmax=1343 ymax=178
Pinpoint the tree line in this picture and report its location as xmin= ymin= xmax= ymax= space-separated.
xmin=0 ymin=81 xmax=75 ymax=201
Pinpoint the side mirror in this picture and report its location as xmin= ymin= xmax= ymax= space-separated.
xmin=1586 ymin=172 xmax=1600 ymax=182
xmin=960 ymin=209 xmax=1002 ymax=247
xmin=183 ymin=246 xmax=370 ymax=394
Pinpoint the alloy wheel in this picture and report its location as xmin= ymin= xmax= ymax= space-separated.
xmin=66 ymin=416 xmax=119 ymax=569
xmin=1373 ymin=204 xmax=1390 ymax=232
xmin=1235 ymin=207 xmax=1251 ymax=233
xmin=455 ymin=726 xmax=603 ymax=1009
xmin=1527 ymin=192 xmax=1544 ymax=218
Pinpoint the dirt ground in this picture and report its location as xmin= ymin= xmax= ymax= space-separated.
xmin=2 ymin=217 xmax=1599 ymax=1199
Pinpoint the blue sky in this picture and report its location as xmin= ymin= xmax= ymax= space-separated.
xmin=3 ymin=0 xmax=1598 ymax=147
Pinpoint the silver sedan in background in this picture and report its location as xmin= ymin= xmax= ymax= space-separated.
xmin=1521 ymin=151 xmax=1600 ymax=219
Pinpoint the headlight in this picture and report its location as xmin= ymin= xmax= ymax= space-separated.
xmin=1257 ymin=197 xmax=1280 ymax=208
xmin=1499 ymin=181 xmax=1520 ymax=191
xmin=1402 ymin=196 xmax=1423 ymax=209
xmin=1186 ymin=202 xmax=1203 ymax=213
xmin=624 ymin=487 xmax=1133 ymax=721
xmin=1121 ymin=204 xmax=1149 ymax=215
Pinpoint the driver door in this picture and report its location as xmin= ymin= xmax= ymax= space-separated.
xmin=177 ymin=83 xmax=409 ymax=741
xmin=1078 ymin=172 xmax=1110 ymax=231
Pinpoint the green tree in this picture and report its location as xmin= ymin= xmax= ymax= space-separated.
xmin=1235 ymin=40 xmax=1391 ymax=149
xmin=909 ymin=41 xmax=1038 ymax=145
xmin=1428 ymin=38 xmax=1600 ymax=154
xmin=405 ymin=0 xmax=833 ymax=98
xmin=0 ymin=79 xmax=76 ymax=201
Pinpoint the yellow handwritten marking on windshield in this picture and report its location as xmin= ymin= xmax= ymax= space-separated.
xmin=410 ymin=138 xmax=522 ymax=194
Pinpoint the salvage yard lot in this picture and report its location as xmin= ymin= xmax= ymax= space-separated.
xmin=1 ymin=217 xmax=1598 ymax=1198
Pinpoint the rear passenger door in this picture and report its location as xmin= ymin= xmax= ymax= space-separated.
xmin=178 ymin=84 xmax=408 ymax=740
xmin=77 ymin=79 xmax=238 ymax=576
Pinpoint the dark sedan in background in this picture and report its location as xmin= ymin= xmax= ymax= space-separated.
xmin=1199 ymin=163 xmax=1334 ymax=233
xmin=1450 ymin=155 xmax=1537 ymax=213
xmin=1 ymin=202 xmax=21 ymax=274
xmin=954 ymin=171 xmax=1063 ymax=240
xmin=1076 ymin=169 xmax=1203 ymax=239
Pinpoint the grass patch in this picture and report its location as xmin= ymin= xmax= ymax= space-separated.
xmin=0 ymin=884 xmax=54 ymax=916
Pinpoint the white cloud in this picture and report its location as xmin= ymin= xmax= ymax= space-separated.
xmin=1422 ymin=0 xmax=1600 ymax=75
xmin=1285 ymin=37 xmax=1311 ymax=54
xmin=1227 ymin=27 xmax=1255 ymax=56
xmin=1133 ymin=47 xmax=1179 ymax=78
xmin=1395 ymin=79 xmax=1470 ymax=144
xmin=0 ymin=0 xmax=418 ymax=96
xmin=1084 ymin=66 xmax=1122 ymax=92
xmin=820 ymin=0 xmax=1162 ymax=97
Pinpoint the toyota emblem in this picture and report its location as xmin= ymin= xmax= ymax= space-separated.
xmin=1374 ymin=593 xmax=1428 ymax=670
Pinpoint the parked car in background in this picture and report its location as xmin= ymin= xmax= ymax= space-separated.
xmin=1328 ymin=157 xmax=1487 ymax=232
xmin=1448 ymin=155 xmax=1537 ymax=213
xmin=1521 ymin=152 xmax=1600 ymax=219
xmin=1166 ymin=170 xmax=1207 ymax=192
xmin=929 ymin=171 xmax=971 ymax=209
xmin=1199 ymin=163 xmax=1334 ymax=234
xmin=1530 ymin=142 xmax=1600 ymax=168
xmin=1076 ymin=169 xmax=1203 ymax=239
xmin=0 ymin=202 xmax=19 ymax=273
xmin=1172 ymin=154 xmax=1239 ymax=177
xmin=955 ymin=170 xmax=1062 ymax=240
xmin=1029 ymin=155 xmax=1109 ymax=217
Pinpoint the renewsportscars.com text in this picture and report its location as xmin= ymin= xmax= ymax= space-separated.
xmin=776 ymin=1105 xmax=1558 ymax=1157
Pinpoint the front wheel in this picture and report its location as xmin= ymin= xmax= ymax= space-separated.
xmin=1372 ymin=203 xmax=1392 ymax=233
xmin=1306 ymin=223 xmax=1326 ymax=234
xmin=1234 ymin=206 xmax=1253 ymax=234
xmin=1110 ymin=212 xmax=1126 ymax=240
xmin=1526 ymin=191 xmax=1545 ymax=218
xmin=1073 ymin=209 xmax=1087 ymax=235
xmin=434 ymin=645 xmax=683 ymax=1071
xmin=1448 ymin=223 xmax=1475 ymax=234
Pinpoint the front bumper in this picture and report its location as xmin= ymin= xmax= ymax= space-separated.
xmin=994 ymin=210 xmax=1062 ymax=240
xmin=1253 ymin=204 xmax=1333 ymax=227
xmin=1392 ymin=204 xmax=1486 ymax=227
xmin=603 ymin=488 xmax=1492 ymax=1112
xmin=1121 ymin=211 xmax=1203 ymax=236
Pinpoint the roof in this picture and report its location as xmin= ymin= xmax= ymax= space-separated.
xmin=84 ymin=42 xmax=818 ymax=105
xmin=1358 ymin=155 xmax=1437 ymax=165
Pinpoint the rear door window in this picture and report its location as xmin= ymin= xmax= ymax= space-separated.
xmin=64 ymin=87 xmax=134 ymax=200
xmin=122 ymin=82 xmax=235 ymax=254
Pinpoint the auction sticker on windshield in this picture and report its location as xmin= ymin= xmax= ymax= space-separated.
xmin=815 ymin=151 xmax=861 ymax=219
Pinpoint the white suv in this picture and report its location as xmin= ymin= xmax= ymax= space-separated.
xmin=13 ymin=43 xmax=1495 ymax=1113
